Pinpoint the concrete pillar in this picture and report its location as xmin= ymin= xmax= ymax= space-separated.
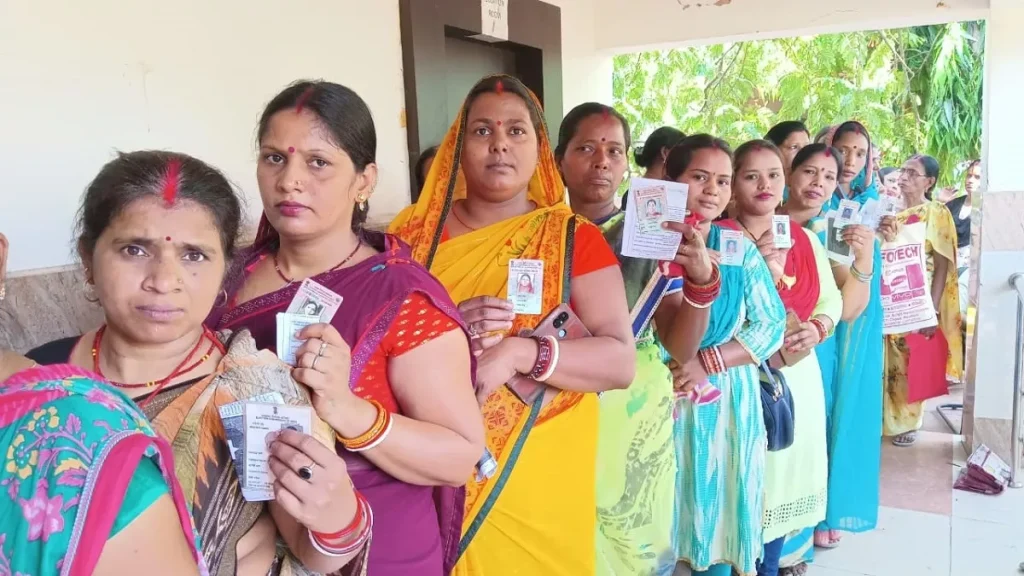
xmin=963 ymin=0 xmax=1024 ymax=471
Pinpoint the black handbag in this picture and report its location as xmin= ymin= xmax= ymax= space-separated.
xmin=759 ymin=361 xmax=795 ymax=451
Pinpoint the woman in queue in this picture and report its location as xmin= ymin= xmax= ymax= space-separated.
xmin=666 ymin=135 xmax=786 ymax=576
xmin=205 ymin=80 xmax=484 ymax=575
xmin=883 ymin=154 xmax=962 ymax=447
xmin=25 ymin=150 xmax=370 ymax=575
xmin=390 ymin=74 xmax=636 ymax=575
xmin=765 ymin=121 xmax=811 ymax=182
xmin=722 ymin=141 xmax=843 ymax=576
xmin=775 ymin=123 xmax=885 ymax=568
xmin=556 ymin=102 xmax=718 ymax=575
xmin=4 ymin=236 xmax=207 ymax=574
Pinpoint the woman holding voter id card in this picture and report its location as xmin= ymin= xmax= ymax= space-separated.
xmin=882 ymin=154 xmax=962 ymax=447
xmin=206 ymin=81 xmax=485 ymax=576
xmin=774 ymin=123 xmax=887 ymax=565
xmin=390 ymin=75 xmax=635 ymax=576
xmin=556 ymin=102 xmax=719 ymax=576
xmin=24 ymin=150 xmax=374 ymax=575
xmin=722 ymin=140 xmax=843 ymax=576
xmin=664 ymin=135 xmax=786 ymax=576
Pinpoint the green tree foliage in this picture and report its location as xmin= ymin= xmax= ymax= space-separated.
xmin=613 ymin=22 xmax=984 ymax=185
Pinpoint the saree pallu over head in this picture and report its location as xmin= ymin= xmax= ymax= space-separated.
xmin=390 ymin=74 xmax=599 ymax=575
xmin=823 ymin=122 xmax=877 ymax=202
xmin=207 ymin=231 xmax=469 ymax=575
xmin=0 ymin=365 xmax=208 ymax=576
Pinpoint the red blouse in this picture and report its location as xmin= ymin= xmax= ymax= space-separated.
xmin=352 ymin=292 xmax=459 ymax=413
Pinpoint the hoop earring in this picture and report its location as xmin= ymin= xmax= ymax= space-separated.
xmin=83 ymin=281 xmax=99 ymax=304
xmin=214 ymin=289 xmax=229 ymax=309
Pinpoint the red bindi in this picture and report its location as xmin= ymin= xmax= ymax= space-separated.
xmin=165 ymin=236 xmax=172 ymax=242
xmin=497 ymin=120 xmax=503 ymax=127
xmin=288 ymin=146 xmax=295 ymax=154
xmin=601 ymin=137 xmax=606 ymax=142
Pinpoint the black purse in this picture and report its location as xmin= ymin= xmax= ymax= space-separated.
xmin=759 ymin=361 xmax=795 ymax=451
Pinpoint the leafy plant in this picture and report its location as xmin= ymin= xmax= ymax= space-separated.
xmin=613 ymin=22 xmax=985 ymax=186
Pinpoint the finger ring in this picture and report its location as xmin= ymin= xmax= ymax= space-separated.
xmin=468 ymin=324 xmax=479 ymax=336
xmin=317 ymin=341 xmax=328 ymax=357
xmin=298 ymin=465 xmax=314 ymax=481
xmin=311 ymin=355 xmax=321 ymax=371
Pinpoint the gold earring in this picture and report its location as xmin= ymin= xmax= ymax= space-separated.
xmin=356 ymin=194 xmax=368 ymax=211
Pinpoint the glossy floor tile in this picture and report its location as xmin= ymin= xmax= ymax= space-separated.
xmin=803 ymin=399 xmax=1024 ymax=576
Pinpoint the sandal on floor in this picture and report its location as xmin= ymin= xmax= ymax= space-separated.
xmin=813 ymin=529 xmax=842 ymax=549
xmin=892 ymin=431 xmax=918 ymax=447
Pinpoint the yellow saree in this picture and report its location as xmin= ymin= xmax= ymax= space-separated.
xmin=883 ymin=201 xmax=963 ymax=436
xmin=390 ymin=75 xmax=598 ymax=575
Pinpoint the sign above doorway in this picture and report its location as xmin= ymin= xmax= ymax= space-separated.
xmin=473 ymin=0 xmax=509 ymax=42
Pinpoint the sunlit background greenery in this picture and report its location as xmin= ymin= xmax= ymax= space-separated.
xmin=613 ymin=21 xmax=985 ymax=188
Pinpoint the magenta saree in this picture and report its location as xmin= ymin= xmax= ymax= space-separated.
xmin=207 ymin=230 xmax=473 ymax=576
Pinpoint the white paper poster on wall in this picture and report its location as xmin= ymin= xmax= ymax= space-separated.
xmin=478 ymin=0 xmax=509 ymax=42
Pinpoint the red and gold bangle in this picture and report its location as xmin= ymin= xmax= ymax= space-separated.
xmin=528 ymin=335 xmax=559 ymax=382
xmin=698 ymin=346 xmax=726 ymax=375
xmin=683 ymin=264 xmax=722 ymax=308
xmin=336 ymin=399 xmax=393 ymax=452
xmin=809 ymin=317 xmax=830 ymax=343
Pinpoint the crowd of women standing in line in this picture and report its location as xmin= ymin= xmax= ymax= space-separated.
xmin=0 ymin=72 xmax=966 ymax=576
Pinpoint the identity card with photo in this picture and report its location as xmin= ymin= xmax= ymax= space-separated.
xmin=836 ymin=199 xmax=861 ymax=227
xmin=242 ymin=402 xmax=313 ymax=502
xmin=286 ymin=278 xmax=344 ymax=323
xmin=880 ymin=195 xmax=900 ymax=217
xmin=276 ymin=313 xmax=321 ymax=366
xmin=772 ymin=215 xmax=793 ymax=249
xmin=719 ymin=229 xmax=745 ymax=267
xmin=621 ymin=177 xmax=690 ymax=261
xmin=826 ymin=214 xmax=854 ymax=265
xmin=634 ymin=182 xmax=669 ymax=234
xmin=858 ymin=198 xmax=883 ymax=231
xmin=507 ymin=259 xmax=544 ymax=315
xmin=217 ymin=392 xmax=285 ymax=490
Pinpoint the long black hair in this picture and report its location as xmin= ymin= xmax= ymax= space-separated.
xmin=635 ymin=126 xmax=685 ymax=170
xmin=765 ymin=121 xmax=809 ymax=148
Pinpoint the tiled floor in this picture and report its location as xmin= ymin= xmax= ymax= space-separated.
xmin=806 ymin=393 xmax=1024 ymax=576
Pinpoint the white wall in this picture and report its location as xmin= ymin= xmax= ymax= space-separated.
xmin=592 ymin=0 xmax=989 ymax=53
xmin=541 ymin=0 xmax=614 ymax=109
xmin=0 ymin=0 xmax=410 ymax=273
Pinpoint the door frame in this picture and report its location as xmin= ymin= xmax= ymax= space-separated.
xmin=399 ymin=0 xmax=563 ymax=202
